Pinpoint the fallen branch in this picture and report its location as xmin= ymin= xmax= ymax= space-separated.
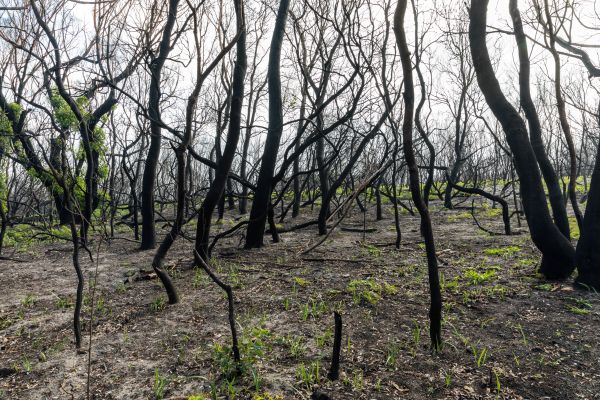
xmin=301 ymin=163 xmax=391 ymax=255
xmin=267 ymin=219 xmax=319 ymax=234
xmin=446 ymin=172 xmax=511 ymax=235
xmin=0 ymin=256 xmax=26 ymax=263
xmin=207 ymin=220 xmax=249 ymax=257
xmin=340 ymin=226 xmax=377 ymax=233
xmin=470 ymin=200 xmax=502 ymax=236
xmin=301 ymin=257 xmax=364 ymax=264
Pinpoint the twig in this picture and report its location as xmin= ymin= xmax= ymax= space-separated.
xmin=208 ymin=219 xmax=249 ymax=257
xmin=469 ymin=200 xmax=501 ymax=236
xmin=193 ymin=250 xmax=241 ymax=374
xmin=301 ymin=164 xmax=389 ymax=255
xmin=301 ymin=258 xmax=364 ymax=264
xmin=0 ymin=255 xmax=25 ymax=262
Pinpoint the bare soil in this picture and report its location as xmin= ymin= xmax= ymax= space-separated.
xmin=1 ymin=202 xmax=599 ymax=399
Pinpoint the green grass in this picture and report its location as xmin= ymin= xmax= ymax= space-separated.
xmin=212 ymin=322 xmax=271 ymax=381
xmin=20 ymin=294 xmax=36 ymax=308
xmin=569 ymin=217 xmax=580 ymax=239
xmin=3 ymin=223 xmax=73 ymax=250
xmin=346 ymin=278 xmax=397 ymax=305
xmin=440 ymin=273 xmax=461 ymax=293
xmin=447 ymin=212 xmax=471 ymax=222
xmin=252 ymin=393 xmax=284 ymax=400
xmin=484 ymin=245 xmax=521 ymax=257
xmin=283 ymin=335 xmax=306 ymax=358
xmin=567 ymin=306 xmax=590 ymax=316
xmin=55 ymin=295 xmax=74 ymax=309
xmin=362 ymin=244 xmax=382 ymax=258
xmin=515 ymin=257 xmax=537 ymax=268
xmin=482 ymin=206 xmax=502 ymax=218
xmin=150 ymin=296 xmax=166 ymax=312
xmin=300 ymin=297 xmax=328 ymax=320
xmin=463 ymin=268 xmax=497 ymax=285
xmin=293 ymin=277 xmax=308 ymax=287
xmin=295 ymin=361 xmax=321 ymax=389
xmin=153 ymin=368 xmax=167 ymax=400
xmin=534 ymin=283 xmax=555 ymax=291
xmin=566 ymin=297 xmax=592 ymax=316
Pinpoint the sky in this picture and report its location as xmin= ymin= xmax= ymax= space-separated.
xmin=2 ymin=0 xmax=599 ymax=155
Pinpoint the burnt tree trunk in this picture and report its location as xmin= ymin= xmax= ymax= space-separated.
xmin=538 ymin=0 xmax=584 ymax=232
xmin=551 ymin=28 xmax=600 ymax=290
xmin=195 ymin=0 xmax=247 ymax=260
xmin=292 ymin=84 xmax=307 ymax=218
xmin=394 ymin=0 xmax=442 ymax=349
xmin=509 ymin=0 xmax=570 ymax=239
xmin=318 ymin=111 xmax=389 ymax=235
xmin=575 ymin=102 xmax=600 ymax=289
xmin=140 ymin=0 xmax=180 ymax=250
xmin=245 ymin=0 xmax=290 ymax=248
xmin=469 ymin=0 xmax=575 ymax=279
xmin=412 ymin=1 xmax=435 ymax=207
xmin=0 ymin=188 xmax=6 ymax=255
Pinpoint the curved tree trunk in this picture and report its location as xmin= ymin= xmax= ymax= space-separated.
xmin=238 ymin=79 xmax=264 ymax=215
xmin=538 ymin=0 xmax=584 ymax=232
xmin=140 ymin=0 xmax=181 ymax=250
xmin=411 ymin=0 xmax=435 ymax=207
xmin=317 ymin=112 xmax=389 ymax=235
xmin=551 ymin=28 xmax=600 ymax=290
xmin=444 ymin=83 xmax=468 ymax=210
xmin=292 ymin=83 xmax=307 ymax=219
xmin=245 ymin=0 xmax=290 ymax=248
xmin=196 ymin=0 xmax=247 ymax=260
xmin=509 ymin=0 xmax=570 ymax=239
xmin=575 ymin=102 xmax=600 ymax=289
xmin=374 ymin=178 xmax=383 ymax=221
xmin=315 ymin=131 xmax=330 ymax=226
xmin=151 ymin=0 xmax=245 ymax=299
xmin=469 ymin=0 xmax=575 ymax=279
xmin=394 ymin=0 xmax=442 ymax=350
xmin=150 ymin=141 xmax=185 ymax=304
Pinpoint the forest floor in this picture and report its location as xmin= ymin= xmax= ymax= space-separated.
xmin=1 ymin=201 xmax=599 ymax=400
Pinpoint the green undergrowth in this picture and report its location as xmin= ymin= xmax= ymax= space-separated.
xmin=347 ymin=278 xmax=398 ymax=305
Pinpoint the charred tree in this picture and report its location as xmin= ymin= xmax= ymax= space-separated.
xmin=469 ymin=0 xmax=575 ymax=279
xmin=536 ymin=0 xmax=584 ymax=232
xmin=576 ymin=105 xmax=600 ymax=289
xmin=140 ymin=0 xmax=181 ymax=250
xmin=245 ymin=0 xmax=290 ymax=248
xmin=394 ymin=0 xmax=442 ymax=349
xmin=196 ymin=0 xmax=247 ymax=260
xmin=509 ymin=0 xmax=570 ymax=239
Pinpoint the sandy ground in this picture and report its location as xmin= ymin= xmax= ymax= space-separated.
xmin=1 ymin=201 xmax=599 ymax=399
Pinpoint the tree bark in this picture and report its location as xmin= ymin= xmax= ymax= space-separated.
xmin=140 ymin=0 xmax=180 ymax=250
xmin=509 ymin=0 xmax=570 ymax=239
xmin=575 ymin=102 xmax=600 ymax=289
xmin=196 ymin=0 xmax=247 ymax=260
xmin=469 ymin=0 xmax=575 ymax=279
xmin=394 ymin=0 xmax=442 ymax=349
xmin=245 ymin=0 xmax=290 ymax=248
xmin=412 ymin=0 xmax=435 ymax=207
xmin=538 ymin=0 xmax=584 ymax=232
xmin=0 ymin=183 xmax=6 ymax=255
